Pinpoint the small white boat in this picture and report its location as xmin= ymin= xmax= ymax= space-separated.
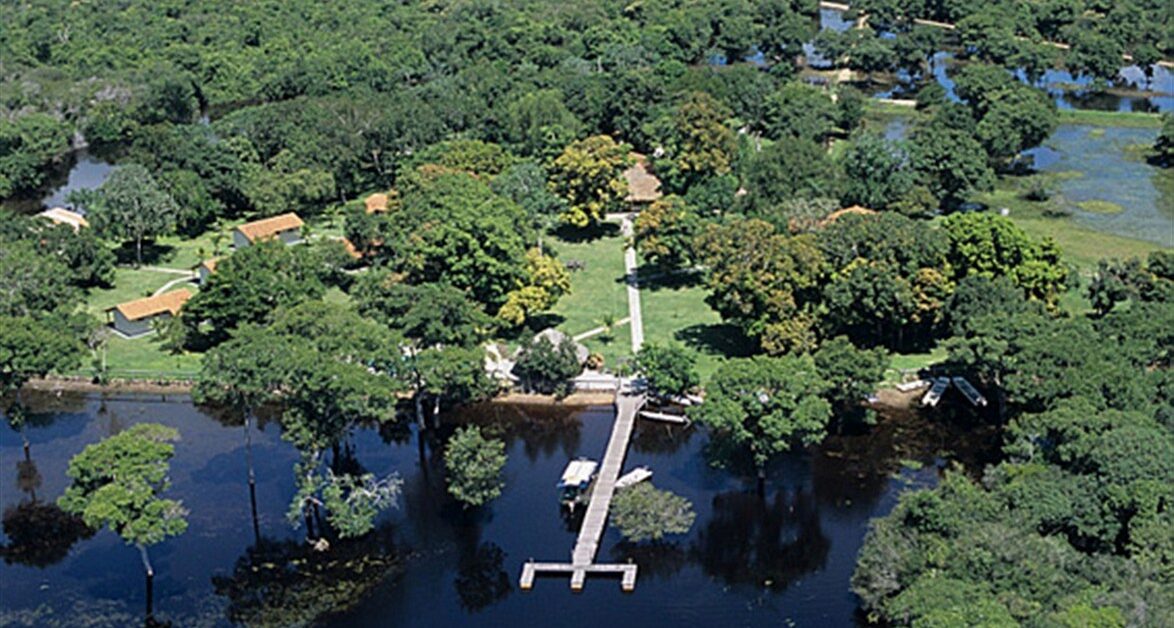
xmin=921 ymin=377 xmax=951 ymax=407
xmin=639 ymin=410 xmax=690 ymax=425
xmin=896 ymin=379 xmax=930 ymax=392
xmin=951 ymin=376 xmax=988 ymax=407
xmin=615 ymin=467 xmax=653 ymax=490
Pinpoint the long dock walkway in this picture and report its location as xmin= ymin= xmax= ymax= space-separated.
xmin=520 ymin=390 xmax=646 ymax=591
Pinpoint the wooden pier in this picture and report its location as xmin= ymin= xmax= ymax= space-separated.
xmin=519 ymin=391 xmax=646 ymax=591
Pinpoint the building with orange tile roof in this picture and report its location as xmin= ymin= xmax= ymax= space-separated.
xmin=365 ymin=193 xmax=389 ymax=214
xmin=233 ymin=213 xmax=304 ymax=249
xmin=37 ymin=207 xmax=90 ymax=231
xmin=819 ymin=205 xmax=877 ymax=226
xmin=194 ymin=258 xmax=219 ymax=285
xmin=107 ymin=289 xmax=192 ymax=337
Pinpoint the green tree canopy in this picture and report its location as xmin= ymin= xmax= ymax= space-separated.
xmin=690 ymin=355 xmax=832 ymax=487
xmin=942 ymin=212 xmax=1070 ymax=306
xmin=741 ymin=137 xmax=842 ymax=217
xmin=548 ymin=134 xmax=631 ymax=228
xmin=646 ymin=91 xmax=737 ymax=192
xmin=761 ymin=82 xmax=839 ymax=143
xmin=0 ymin=240 xmax=78 ymax=318
xmin=909 ymin=105 xmax=995 ymax=208
xmin=0 ymin=113 xmax=71 ymax=198
xmin=635 ymin=342 xmax=700 ymax=399
xmin=182 ymin=239 xmax=329 ymax=349
xmin=381 ymin=167 xmax=532 ymax=313
xmin=633 ymin=195 xmax=702 ymax=271
xmin=83 ymin=163 xmax=179 ymax=266
xmin=695 ymin=219 xmax=826 ymax=354
xmin=838 ymin=132 xmax=915 ymax=211
xmin=610 ymin=483 xmax=696 ymax=543
xmin=444 ymin=426 xmax=508 ymax=508
xmin=514 ymin=333 xmax=582 ymax=396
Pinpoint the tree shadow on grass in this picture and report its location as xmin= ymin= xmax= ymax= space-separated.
xmin=552 ymin=221 xmax=621 ymax=244
xmin=112 ymin=240 xmax=176 ymax=266
xmin=674 ymin=323 xmax=756 ymax=359
xmin=633 ymin=267 xmax=704 ymax=292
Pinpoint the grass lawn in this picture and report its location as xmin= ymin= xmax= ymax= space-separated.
xmin=639 ymin=271 xmax=755 ymax=382
xmin=1056 ymin=109 xmax=1163 ymax=129
xmin=95 ymin=335 xmax=203 ymax=379
xmin=884 ymin=347 xmax=948 ymax=385
xmin=543 ymin=226 xmax=630 ymax=340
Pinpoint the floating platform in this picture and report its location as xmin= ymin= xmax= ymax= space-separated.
xmin=520 ymin=561 xmax=638 ymax=592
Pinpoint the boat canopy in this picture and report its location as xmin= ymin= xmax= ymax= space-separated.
xmin=558 ymin=459 xmax=598 ymax=488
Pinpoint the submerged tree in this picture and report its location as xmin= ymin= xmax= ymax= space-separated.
xmin=213 ymin=527 xmax=402 ymax=627
xmin=194 ymin=325 xmax=292 ymax=543
xmin=690 ymin=356 xmax=831 ymax=495
xmin=58 ymin=423 xmax=188 ymax=620
xmin=611 ymin=483 xmax=696 ymax=543
xmin=444 ymin=426 xmax=508 ymax=508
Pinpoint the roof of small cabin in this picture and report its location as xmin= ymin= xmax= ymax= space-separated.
xmin=195 ymin=258 xmax=219 ymax=273
xmin=365 ymin=193 xmax=389 ymax=214
xmin=820 ymin=205 xmax=877 ymax=225
xmin=341 ymin=237 xmax=362 ymax=260
xmin=110 ymin=289 xmax=192 ymax=322
xmin=534 ymin=327 xmax=590 ymax=364
xmin=38 ymin=207 xmax=89 ymax=229
xmin=234 ymin=213 xmax=304 ymax=242
xmin=623 ymin=154 xmax=662 ymax=203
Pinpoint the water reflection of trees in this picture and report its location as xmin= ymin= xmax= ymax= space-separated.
xmin=609 ymin=542 xmax=688 ymax=581
xmin=691 ymin=488 xmax=829 ymax=589
xmin=212 ymin=526 xmax=402 ymax=627
xmin=1 ymin=402 xmax=94 ymax=568
xmin=442 ymin=403 xmax=583 ymax=463
xmin=1 ymin=501 xmax=94 ymax=567
xmin=813 ymin=407 xmax=1001 ymax=510
xmin=629 ymin=419 xmax=694 ymax=456
xmin=454 ymin=541 xmax=511 ymax=612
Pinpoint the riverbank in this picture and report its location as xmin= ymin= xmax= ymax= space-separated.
xmin=24 ymin=375 xmax=931 ymax=412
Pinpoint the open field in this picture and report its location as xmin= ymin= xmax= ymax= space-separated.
xmin=93 ymin=335 xmax=202 ymax=380
xmin=544 ymin=227 xmax=630 ymax=341
xmin=638 ymin=272 xmax=755 ymax=382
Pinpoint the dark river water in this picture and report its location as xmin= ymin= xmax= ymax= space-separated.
xmin=0 ymin=392 xmax=998 ymax=627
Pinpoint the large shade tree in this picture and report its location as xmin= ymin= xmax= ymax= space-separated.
xmin=548 ymin=134 xmax=631 ymax=228
xmin=80 ymin=163 xmax=179 ymax=266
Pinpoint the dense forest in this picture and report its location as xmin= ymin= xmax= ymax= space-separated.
xmin=1 ymin=0 xmax=1171 ymax=625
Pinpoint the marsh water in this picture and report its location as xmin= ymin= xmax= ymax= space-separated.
xmin=1025 ymin=126 xmax=1173 ymax=246
xmin=0 ymin=392 xmax=998 ymax=627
